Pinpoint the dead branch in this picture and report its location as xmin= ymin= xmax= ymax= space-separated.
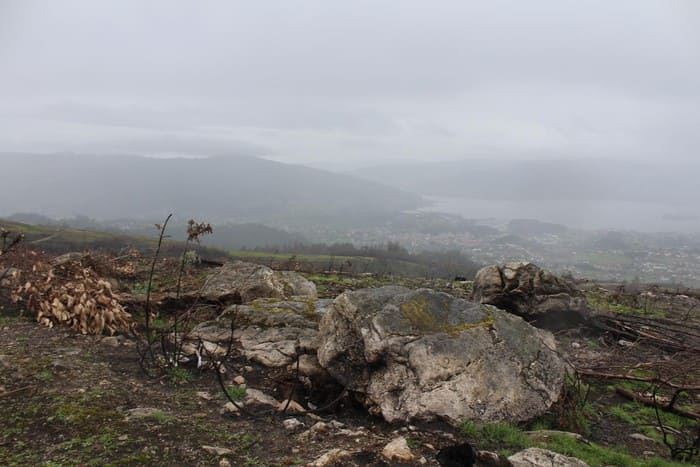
xmin=578 ymin=369 xmax=700 ymax=391
xmin=0 ymin=385 xmax=34 ymax=398
xmin=615 ymin=386 xmax=700 ymax=421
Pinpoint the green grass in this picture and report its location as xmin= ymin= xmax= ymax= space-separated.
xmin=460 ymin=421 xmax=693 ymax=466
xmin=225 ymin=385 xmax=247 ymax=401
xmin=608 ymin=399 xmax=695 ymax=445
xmin=148 ymin=410 xmax=175 ymax=425
xmin=167 ymin=367 xmax=193 ymax=384
xmin=460 ymin=421 xmax=531 ymax=456
xmin=542 ymin=433 xmax=688 ymax=467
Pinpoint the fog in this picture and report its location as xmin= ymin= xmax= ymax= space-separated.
xmin=1 ymin=1 xmax=699 ymax=232
xmin=1 ymin=1 xmax=698 ymax=168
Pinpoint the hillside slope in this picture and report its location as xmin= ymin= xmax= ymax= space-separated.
xmin=0 ymin=153 xmax=423 ymax=222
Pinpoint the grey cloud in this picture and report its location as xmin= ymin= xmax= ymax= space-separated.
xmin=0 ymin=0 xmax=698 ymax=166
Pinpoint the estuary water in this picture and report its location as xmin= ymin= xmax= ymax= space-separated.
xmin=419 ymin=196 xmax=700 ymax=233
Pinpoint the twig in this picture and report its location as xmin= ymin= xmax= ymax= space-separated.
xmin=0 ymin=385 xmax=33 ymax=398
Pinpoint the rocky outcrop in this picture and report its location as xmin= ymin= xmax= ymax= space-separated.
xmin=198 ymin=261 xmax=317 ymax=304
xmin=189 ymin=298 xmax=331 ymax=373
xmin=471 ymin=262 xmax=589 ymax=330
xmin=317 ymin=286 xmax=566 ymax=425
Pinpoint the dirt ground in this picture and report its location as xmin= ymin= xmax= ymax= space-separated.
xmin=0 ymin=248 xmax=698 ymax=466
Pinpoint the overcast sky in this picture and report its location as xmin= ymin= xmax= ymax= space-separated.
xmin=1 ymin=0 xmax=698 ymax=169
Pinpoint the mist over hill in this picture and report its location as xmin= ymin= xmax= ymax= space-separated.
xmin=0 ymin=153 xmax=423 ymax=223
xmin=353 ymin=159 xmax=699 ymax=204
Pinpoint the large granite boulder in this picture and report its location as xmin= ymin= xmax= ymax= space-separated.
xmin=198 ymin=261 xmax=317 ymax=304
xmin=189 ymin=298 xmax=332 ymax=374
xmin=471 ymin=262 xmax=589 ymax=330
xmin=317 ymin=286 xmax=566 ymax=425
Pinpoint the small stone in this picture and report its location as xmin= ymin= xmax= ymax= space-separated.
xmin=219 ymin=459 xmax=231 ymax=467
xmin=643 ymin=451 xmax=656 ymax=457
xmin=337 ymin=428 xmax=366 ymax=437
xmin=101 ymin=336 xmax=122 ymax=347
xmin=244 ymin=365 xmax=254 ymax=372
xmin=618 ymin=339 xmax=634 ymax=347
xmin=196 ymin=391 xmax=213 ymax=401
xmin=244 ymin=388 xmax=280 ymax=407
xmin=424 ymin=444 xmax=435 ymax=451
xmin=310 ymin=421 xmax=328 ymax=432
xmin=307 ymin=449 xmax=353 ymax=466
xmin=630 ymin=433 xmax=655 ymax=443
xmin=220 ymin=402 xmax=239 ymax=414
xmin=283 ymin=418 xmax=304 ymax=431
xmin=202 ymin=445 xmax=234 ymax=456
xmin=233 ymin=375 xmax=246 ymax=385
xmin=570 ymin=342 xmax=581 ymax=349
xmin=118 ymin=435 xmax=128 ymax=441
xmin=299 ymin=421 xmax=329 ymax=440
xmin=418 ymin=457 xmax=428 ymax=465
xmin=476 ymin=450 xmax=506 ymax=465
xmin=508 ymin=447 xmax=588 ymax=467
xmin=381 ymin=436 xmax=415 ymax=462
xmin=279 ymin=399 xmax=305 ymax=413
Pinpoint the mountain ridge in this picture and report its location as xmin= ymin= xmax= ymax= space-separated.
xmin=0 ymin=153 xmax=424 ymax=222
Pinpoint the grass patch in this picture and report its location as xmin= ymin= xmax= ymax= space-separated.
xmin=461 ymin=422 xmax=693 ymax=466
xmin=460 ymin=421 xmax=531 ymax=456
xmin=148 ymin=410 xmax=175 ymax=425
xmin=225 ymin=384 xmax=247 ymax=401
xmin=165 ymin=366 xmax=194 ymax=384
xmin=541 ymin=433 xmax=688 ymax=467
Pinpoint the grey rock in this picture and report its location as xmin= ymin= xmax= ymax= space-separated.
xmin=381 ymin=436 xmax=415 ymax=462
xmin=244 ymin=388 xmax=280 ymax=407
xmin=188 ymin=298 xmax=330 ymax=368
xmin=472 ymin=262 xmax=589 ymax=330
xmin=283 ymin=418 xmax=305 ymax=430
xmin=317 ymin=286 xmax=565 ymax=425
xmin=306 ymin=449 xmax=354 ymax=467
xmin=101 ymin=336 xmax=123 ymax=347
xmin=199 ymin=261 xmax=317 ymax=304
xmin=508 ymin=448 xmax=588 ymax=466
xmin=201 ymin=445 xmax=234 ymax=456
xmin=630 ymin=433 xmax=656 ymax=443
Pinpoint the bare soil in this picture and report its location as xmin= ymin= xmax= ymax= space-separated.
xmin=0 ymin=248 xmax=698 ymax=466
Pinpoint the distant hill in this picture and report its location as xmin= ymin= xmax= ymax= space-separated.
xmin=353 ymin=158 xmax=699 ymax=204
xmin=0 ymin=153 xmax=423 ymax=222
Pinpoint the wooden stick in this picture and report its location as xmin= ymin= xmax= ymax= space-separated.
xmin=0 ymin=385 xmax=33 ymax=398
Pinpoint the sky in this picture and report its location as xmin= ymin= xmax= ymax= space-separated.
xmin=1 ymin=0 xmax=698 ymax=170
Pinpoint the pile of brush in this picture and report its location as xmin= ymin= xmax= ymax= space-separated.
xmin=11 ymin=256 xmax=133 ymax=335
